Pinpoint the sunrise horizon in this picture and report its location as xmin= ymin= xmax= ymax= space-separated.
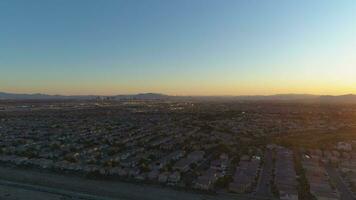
xmin=1 ymin=1 xmax=356 ymax=199
xmin=1 ymin=89 xmax=356 ymax=97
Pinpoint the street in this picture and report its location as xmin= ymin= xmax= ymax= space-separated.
xmin=0 ymin=166 xmax=266 ymax=200
xmin=325 ymin=165 xmax=355 ymax=200
xmin=254 ymin=149 xmax=273 ymax=198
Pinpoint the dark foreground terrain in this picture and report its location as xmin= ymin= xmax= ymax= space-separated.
xmin=0 ymin=99 xmax=355 ymax=199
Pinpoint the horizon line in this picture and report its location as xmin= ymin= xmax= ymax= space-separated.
xmin=1 ymin=91 xmax=355 ymax=97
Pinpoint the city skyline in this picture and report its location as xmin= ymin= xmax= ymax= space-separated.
xmin=1 ymin=0 xmax=356 ymax=96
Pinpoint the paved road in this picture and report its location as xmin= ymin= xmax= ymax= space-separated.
xmin=0 ymin=178 xmax=263 ymax=200
xmin=0 ymin=183 xmax=69 ymax=200
xmin=254 ymin=150 xmax=273 ymax=198
xmin=0 ymin=179 xmax=115 ymax=200
xmin=0 ymin=166 xmax=263 ymax=200
xmin=325 ymin=165 xmax=356 ymax=200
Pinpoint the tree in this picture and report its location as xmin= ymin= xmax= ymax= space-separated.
xmin=215 ymin=176 xmax=232 ymax=188
xmin=189 ymin=163 xmax=197 ymax=170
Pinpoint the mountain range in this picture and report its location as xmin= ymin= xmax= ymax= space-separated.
xmin=0 ymin=92 xmax=355 ymax=104
xmin=0 ymin=92 xmax=168 ymax=100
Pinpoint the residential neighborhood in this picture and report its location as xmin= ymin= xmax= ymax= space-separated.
xmin=0 ymin=100 xmax=356 ymax=199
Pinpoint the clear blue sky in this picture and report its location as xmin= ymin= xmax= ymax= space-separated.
xmin=1 ymin=0 xmax=355 ymax=95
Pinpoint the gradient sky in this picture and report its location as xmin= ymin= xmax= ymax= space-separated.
xmin=1 ymin=0 xmax=355 ymax=95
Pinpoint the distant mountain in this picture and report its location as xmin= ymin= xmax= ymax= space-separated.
xmin=0 ymin=92 xmax=168 ymax=100
xmin=233 ymin=94 xmax=356 ymax=104
xmin=0 ymin=92 xmax=355 ymax=104
xmin=318 ymin=94 xmax=356 ymax=104
xmin=0 ymin=92 xmax=94 ymax=100
xmin=159 ymin=93 xmax=355 ymax=104
xmin=234 ymin=94 xmax=318 ymax=101
xmin=0 ymin=92 xmax=53 ymax=99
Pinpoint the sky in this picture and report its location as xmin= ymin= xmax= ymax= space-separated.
xmin=0 ymin=0 xmax=355 ymax=96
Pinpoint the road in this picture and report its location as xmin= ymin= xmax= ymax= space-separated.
xmin=0 ymin=179 xmax=113 ymax=200
xmin=0 ymin=165 xmax=269 ymax=200
xmin=0 ymin=179 xmax=276 ymax=200
xmin=325 ymin=165 xmax=356 ymax=200
xmin=0 ymin=183 xmax=69 ymax=200
xmin=254 ymin=149 xmax=273 ymax=198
